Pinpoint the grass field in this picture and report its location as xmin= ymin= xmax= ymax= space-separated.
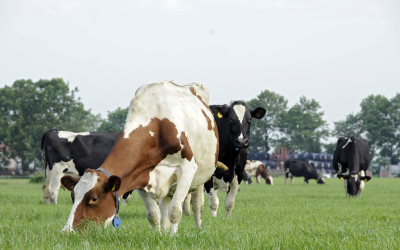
xmin=0 ymin=177 xmax=399 ymax=249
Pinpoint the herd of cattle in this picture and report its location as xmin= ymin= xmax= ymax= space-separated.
xmin=40 ymin=81 xmax=372 ymax=235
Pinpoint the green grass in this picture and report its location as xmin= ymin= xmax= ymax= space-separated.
xmin=0 ymin=178 xmax=399 ymax=249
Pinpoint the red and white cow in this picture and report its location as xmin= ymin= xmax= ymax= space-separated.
xmin=244 ymin=160 xmax=273 ymax=185
xmin=61 ymin=81 xmax=222 ymax=236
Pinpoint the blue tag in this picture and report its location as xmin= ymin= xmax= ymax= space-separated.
xmin=113 ymin=214 xmax=121 ymax=228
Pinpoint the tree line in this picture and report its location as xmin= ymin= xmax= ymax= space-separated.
xmin=0 ymin=79 xmax=399 ymax=173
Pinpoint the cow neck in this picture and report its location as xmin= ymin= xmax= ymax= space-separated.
xmin=99 ymin=117 xmax=184 ymax=196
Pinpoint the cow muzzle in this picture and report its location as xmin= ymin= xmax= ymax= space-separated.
xmin=235 ymin=138 xmax=249 ymax=149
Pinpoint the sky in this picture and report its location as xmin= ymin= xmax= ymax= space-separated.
xmin=1 ymin=0 xmax=399 ymax=132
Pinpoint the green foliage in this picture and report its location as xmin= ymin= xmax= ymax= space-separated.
xmin=98 ymin=107 xmax=129 ymax=132
xmin=29 ymin=173 xmax=45 ymax=183
xmin=246 ymin=90 xmax=288 ymax=153
xmin=277 ymin=96 xmax=329 ymax=153
xmin=0 ymin=178 xmax=399 ymax=249
xmin=0 ymin=79 xmax=101 ymax=171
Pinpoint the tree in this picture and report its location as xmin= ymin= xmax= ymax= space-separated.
xmin=332 ymin=113 xmax=365 ymax=138
xmin=246 ymin=90 xmax=288 ymax=153
xmin=277 ymin=96 xmax=329 ymax=153
xmin=360 ymin=94 xmax=400 ymax=165
xmin=0 ymin=79 xmax=100 ymax=171
xmin=97 ymin=107 xmax=129 ymax=132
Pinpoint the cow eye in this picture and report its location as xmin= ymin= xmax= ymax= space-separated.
xmin=92 ymin=197 xmax=98 ymax=202
xmin=247 ymin=118 xmax=252 ymax=123
xmin=228 ymin=118 xmax=233 ymax=123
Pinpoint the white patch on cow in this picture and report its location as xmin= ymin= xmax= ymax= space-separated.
xmin=233 ymin=104 xmax=246 ymax=123
xmin=359 ymin=180 xmax=365 ymax=196
xmin=342 ymin=169 xmax=349 ymax=176
xmin=104 ymin=215 xmax=115 ymax=227
xmin=342 ymin=137 xmax=352 ymax=148
xmin=338 ymin=163 xmax=343 ymax=174
xmin=62 ymin=172 xmax=99 ymax=232
xmin=351 ymin=174 xmax=358 ymax=181
xmin=360 ymin=170 xmax=365 ymax=177
xmin=46 ymin=159 xmax=79 ymax=205
xmin=58 ymin=131 xmax=90 ymax=143
xmin=238 ymin=133 xmax=244 ymax=140
xmin=269 ymin=176 xmax=274 ymax=185
xmin=213 ymin=176 xmax=230 ymax=192
xmin=149 ymin=130 xmax=155 ymax=137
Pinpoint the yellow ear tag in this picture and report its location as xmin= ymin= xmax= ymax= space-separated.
xmin=217 ymin=111 xmax=223 ymax=118
xmin=111 ymin=185 xmax=116 ymax=192
xmin=340 ymin=177 xmax=344 ymax=180
xmin=364 ymin=179 xmax=367 ymax=182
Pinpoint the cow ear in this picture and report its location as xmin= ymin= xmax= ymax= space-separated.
xmin=361 ymin=176 xmax=371 ymax=182
xmin=106 ymin=176 xmax=121 ymax=192
xmin=214 ymin=105 xmax=230 ymax=118
xmin=250 ymin=107 xmax=266 ymax=119
xmin=61 ymin=176 xmax=80 ymax=191
xmin=337 ymin=174 xmax=347 ymax=180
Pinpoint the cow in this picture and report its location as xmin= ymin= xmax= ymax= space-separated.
xmin=284 ymin=160 xmax=325 ymax=184
xmin=60 ymin=81 xmax=224 ymax=235
xmin=243 ymin=160 xmax=273 ymax=185
xmin=333 ymin=136 xmax=371 ymax=197
xmin=201 ymin=101 xmax=266 ymax=217
xmin=41 ymin=130 xmax=120 ymax=205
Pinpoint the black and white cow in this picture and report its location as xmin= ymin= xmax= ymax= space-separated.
xmin=284 ymin=160 xmax=325 ymax=184
xmin=41 ymin=130 xmax=121 ymax=204
xmin=333 ymin=136 xmax=371 ymax=197
xmin=203 ymin=101 xmax=266 ymax=216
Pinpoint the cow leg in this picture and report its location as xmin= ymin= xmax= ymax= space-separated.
xmin=168 ymin=162 xmax=197 ymax=236
xmin=121 ymin=190 xmax=133 ymax=206
xmin=225 ymin=175 xmax=239 ymax=216
xmin=191 ymin=184 xmax=204 ymax=228
xmin=206 ymin=183 xmax=219 ymax=217
xmin=136 ymin=189 xmax=161 ymax=232
xmin=160 ymin=196 xmax=172 ymax=231
xmin=291 ymin=176 xmax=294 ymax=184
xmin=47 ymin=169 xmax=63 ymax=205
xmin=182 ymin=193 xmax=191 ymax=216
xmin=285 ymin=172 xmax=288 ymax=184
xmin=256 ymin=174 xmax=261 ymax=184
xmin=42 ymin=178 xmax=51 ymax=204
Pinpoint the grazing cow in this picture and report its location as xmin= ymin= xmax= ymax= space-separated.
xmin=284 ymin=160 xmax=325 ymax=184
xmin=202 ymin=101 xmax=266 ymax=217
xmin=41 ymin=130 xmax=120 ymax=205
xmin=243 ymin=160 xmax=273 ymax=185
xmin=60 ymin=81 xmax=224 ymax=235
xmin=333 ymin=136 xmax=371 ymax=197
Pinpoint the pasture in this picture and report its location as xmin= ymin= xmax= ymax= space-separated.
xmin=0 ymin=177 xmax=399 ymax=249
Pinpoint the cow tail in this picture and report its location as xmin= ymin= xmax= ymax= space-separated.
xmin=41 ymin=133 xmax=47 ymax=178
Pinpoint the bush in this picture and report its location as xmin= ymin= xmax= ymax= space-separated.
xmin=29 ymin=173 xmax=45 ymax=183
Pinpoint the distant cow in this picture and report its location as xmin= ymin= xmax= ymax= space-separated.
xmin=284 ymin=160 xmax=325 ymax=184
xmin=41 ymin=130 xmax=135 ymax=205
xmin=333 ymin=136 xmax=371 ymax=197
xmin=243 ymin=160 xmax=273 ymax=185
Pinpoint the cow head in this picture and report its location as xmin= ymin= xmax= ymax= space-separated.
xmin=337 ymin=171 xmax=371 ymax=196
xmin=60 ymin=169 xmax=121 ymax=232
xmin=317 ymin=177 xmax=325 ymax=184
xmin=214 ymin=101 xmax=266 ymax=149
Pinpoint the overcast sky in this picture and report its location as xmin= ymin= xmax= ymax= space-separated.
xmin=1 ymin=0 xmax=399 ymax=131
